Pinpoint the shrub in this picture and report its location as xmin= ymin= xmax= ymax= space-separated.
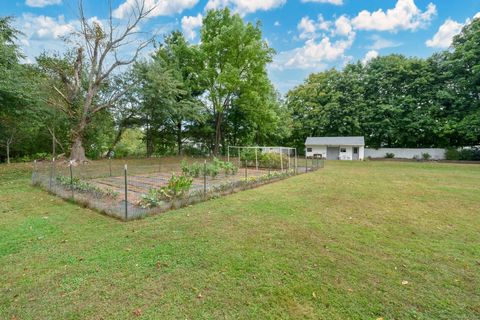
xmin=385 ymin=153 xmax=395 ymax=158
xmin=181 ymin=160 xmax=202 ymax=178
xmin=459 ymin=148 xmax=480 ymax=161
xmin=222 ymin=161 xmax=238 ymax=175
xmin=259 ymin=152 xmax=289 ymax=169
xmin=139 ymin=174 xmax=193 ymax=208
xmin=239 ymin=149 xmax=258 ymax=162
xmin=182 ymin=158 xmax=238 ymax=178
xmin=421 ymin=152 xmax=431 ymax=160
xmin=445 ymin=148 xmax=460 ymax=160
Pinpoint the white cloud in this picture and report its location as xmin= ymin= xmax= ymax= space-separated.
xmin=25 ymin=0 xmax=62 ymax=7
xmin=274 ymin=33 xmax=355 ymax=70
xmin=334 ymin=15 xmax=353 ymax=37
xmin=362 ymin=50 xmax=378 ymax=65
xmin=21 ymin=14 xmax=74 ymax=40
xmin=426 ymin=13 xmax=480 ymax=49
xmin=205 ymin=0 xmax=286 ymax=16
xmin=181 ymin=14 xmax=203 ymax=40
xmin=298 ymin=15 xmax=331 ymax=40
xmin=113 ymin=0 xmax=199 ymax=19
xmin=352 ymin=0 xmax=436 ymax=32
xmin=367 ymin=35 xmax=402 ymax=50
xmin=301 ymin=0 xmax=343 ymax=5
xmin=425 ymin=19 xmax=463 ymax=48
xmin=274 ymin=21 xmax=281 ymax=27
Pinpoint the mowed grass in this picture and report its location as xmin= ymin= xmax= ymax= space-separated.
xmin=0 ymin=161 xmax=479 ymax=319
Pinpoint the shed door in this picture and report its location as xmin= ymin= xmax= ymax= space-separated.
xmin=353 ymin=147 xmax=359 ymax=160
xmin=327 ymin=147 xmax=339 ymax=160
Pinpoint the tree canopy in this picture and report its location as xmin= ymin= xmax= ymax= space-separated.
xmin=0 ymin=10 xmax=479 ymax=163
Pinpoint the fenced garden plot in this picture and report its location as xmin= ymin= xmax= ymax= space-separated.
xmin=32 ymin=154 xmax=325 ymax=221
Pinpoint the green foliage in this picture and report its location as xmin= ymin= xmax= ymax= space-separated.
xmin=445 ymin=148 xmax=460 ymax=160
xmin=114 ymin=128 xmax=146 ymax=158
xmin=139 ymin=173 xmax=193 ymax=208
xmin=459 ymin=148 xmax=480 ymax=161
xmin=222 ymin=161 xmax=238 ymax=175
xmin=445 ymin=148 xmax=480 ymax=161
xmin=258 ymin=152 xmax=289 ymax=169
xmin=385 ymin=153 xmax=395 ymax=159
xmin=200 ymin=8 xmax=276 ymax=153
xmin=55 ymin=175 xmax=118 ymax=198
xmin=421 ymin=153 xmax=431 ymax=160
xmin=181 ymin=160 xmax=202 ymax=178
xmin=182 ymin=158 xmax=238 ymax=178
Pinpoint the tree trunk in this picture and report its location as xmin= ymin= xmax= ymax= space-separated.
xmin=177 ymin=121 xmax=182 ymax=156
xmin=70 ymin=136 xmax=87 ymax=163
xmin=213 ymin=112 xmax=222 ymax=155
xmin=107 ymin=126 xmax=126 ymax=157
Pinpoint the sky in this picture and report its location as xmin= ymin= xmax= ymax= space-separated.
xmin=2 ymin=0 xmax=480 ymax=94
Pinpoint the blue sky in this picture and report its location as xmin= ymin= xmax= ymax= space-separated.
xmin=2 ymin=0 xmax=480 ymax=93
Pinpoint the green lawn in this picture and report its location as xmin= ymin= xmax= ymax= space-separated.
xmin=1 ymin=161 xmax=479 ymax=319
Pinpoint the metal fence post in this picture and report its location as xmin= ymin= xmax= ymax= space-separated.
xmin=255 ymin=148 xmax=258 ymax=171
xmin=288 ymin=150 xmax=291 ymax=173
xmin=32 ymin=160 xmax=37 ymax=184
xmin=124 ymin=164 xmax=128 ymax=221
xmin=203 ymin=160 xmax=207 ymax=199
xmin=49 ymin=157 xmax=55 ymax=189
xmin=109 ymin=156 xmax=112 ymax=177
xmin=294 ymin=149 xmax=297 ymax=174
xmin=245 ymin=159 xmax=248 ymax=179
xmin=69 ymin=161 xmax=74 ymax=199
xmin=305 ymin=154 xmax=307 ymax=173
xmin=279 ymin=147 xmax=283 ymax=172
xmin=227 ymin=147 xmax=230 ymax=163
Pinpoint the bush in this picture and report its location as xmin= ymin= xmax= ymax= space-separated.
xmin=139 ymin=174 xmax=193 ymax=208
xmin=445 ymin=148 xmax=480 ymax=161
xmin=459 ymin=148 xmax=480 ymax=161
xmin=222 ymin=161 xmax=238 ymax=175
xmin=181 ymin=160 xmax=202 ymax=178
xmin=445 ymin=148 xmax=460 ymax=160
xmin=421 ymin=152 xmax=431 ymax=160
xmin=385 ymin=153 xmax=395 ymax=158
xmin=182 ymin=158 xmax=238 ymax=178
xmin=239 ymin=149 xmax=258 ymax=162
xmin=259 ymin=152 xmax=289 ymax=169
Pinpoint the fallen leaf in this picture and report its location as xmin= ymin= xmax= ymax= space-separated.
xmin=133 ymin=309 xmax=142 ymax=317
xmin=197 ymin=293 xmax=203 ymax=299
xmin=312 ymin=292 xmax=317 ymax=299
xmin=401 ymin=280 xmax=409 ymax=285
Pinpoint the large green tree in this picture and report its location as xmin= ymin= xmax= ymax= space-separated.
xmin=200 ymin=8 xmax=274 ymax=154
xmin=139 ymin=31 xmax=204 ymax=156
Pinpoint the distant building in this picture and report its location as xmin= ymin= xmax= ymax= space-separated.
xmin=305 ymin=136 xmax=365 ymax=160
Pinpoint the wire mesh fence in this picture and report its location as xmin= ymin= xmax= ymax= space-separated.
xmin=32 ymin=152 xmax=325 ymax=221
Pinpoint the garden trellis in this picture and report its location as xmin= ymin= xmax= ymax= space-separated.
xmin=227 ymin=146 xmax=298 ymax=173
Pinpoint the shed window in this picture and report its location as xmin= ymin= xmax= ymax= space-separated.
xmin=340 ymin=148 xmax=346 ymax=153
xmin=307 ymin=148 xmax=312 ymax=152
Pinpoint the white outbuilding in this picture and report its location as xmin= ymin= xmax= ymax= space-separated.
xmin=305 ymin=136 xmax=365 ymax=160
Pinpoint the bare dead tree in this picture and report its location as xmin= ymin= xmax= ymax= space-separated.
xmin=52 ymin=0 xmax=154 ymax=162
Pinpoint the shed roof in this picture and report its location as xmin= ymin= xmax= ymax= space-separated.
xmin=305 ymin=136 xmax=365 ymax=146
